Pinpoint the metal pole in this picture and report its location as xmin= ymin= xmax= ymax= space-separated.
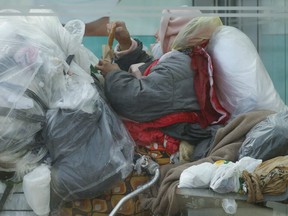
xmin=109 ymin=168 xmax=160 ymax=216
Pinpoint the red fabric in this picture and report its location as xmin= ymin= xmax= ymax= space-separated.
xmin=143 ymin=59 xmax=159 ymax=76
xmin=190 ymin=46 xmax=230 ymax=128
xmin=124 ymin=112 xmax=199 ymax=154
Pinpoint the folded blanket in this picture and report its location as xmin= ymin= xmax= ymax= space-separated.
xmin=141 ymin=110 xmax=274 ymax=216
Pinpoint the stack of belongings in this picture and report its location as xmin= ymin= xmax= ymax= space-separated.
xmin=144 ymin=14 xmax=288 ymax=216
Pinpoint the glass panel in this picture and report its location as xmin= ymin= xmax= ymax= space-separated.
xmin=0 ymin=0 xmax=287 ymax=104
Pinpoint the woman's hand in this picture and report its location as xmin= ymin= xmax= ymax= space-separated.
xmin=95 ymin=59 xmax=120 ymax=77
xmin=107 ymin=21 xmax=132 ymax=51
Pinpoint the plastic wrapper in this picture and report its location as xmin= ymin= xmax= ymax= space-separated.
xmin=210 ymin=162 xmax=240 ymax=193
xmin=172 ymin=16 xmax=222 ymax=50
xmin=0 ymin=10 xmax=134 ymax=211
xmin=210 ymin=157 xmax=262 ymax=193
xmin=239 ymin=110 xmax=288 ymax=161
xmin=207 ymin=26 xmax=286 ymax=118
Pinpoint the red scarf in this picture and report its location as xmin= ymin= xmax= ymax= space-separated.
xmin=191 ymin=45 xmax=230 ymax=127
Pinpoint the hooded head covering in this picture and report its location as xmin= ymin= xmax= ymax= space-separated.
xmin=158 ymin=8 xmax=202 ymax=54
xmin=171 ymin=16 xmax=223 ymax=50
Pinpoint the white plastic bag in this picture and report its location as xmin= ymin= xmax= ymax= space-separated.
xmin=210 ymin=162 xmax=240 ymax=193
xmin=178 ymin=162 xmax=218 ymax=188
xmin=207 ymin=26 xmax=286 ymax=118
xmin=23 ymin=164 xmax=51 ymax=216
xmin=210 ymin=157 xmax=262 ymax=193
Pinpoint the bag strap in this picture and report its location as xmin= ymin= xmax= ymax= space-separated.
xmin=0 ymin=181 xmax=14 ymax=211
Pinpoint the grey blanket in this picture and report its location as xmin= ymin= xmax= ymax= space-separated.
xmin=141 ymin=110 xmax=274 ymax=216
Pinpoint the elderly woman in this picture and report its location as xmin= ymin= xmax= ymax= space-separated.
xmin=96 ymin=15 xmax=228 ymax=159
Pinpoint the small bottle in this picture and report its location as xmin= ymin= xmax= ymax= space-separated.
xmin=222 ymin=198 xmax=237 ymax=214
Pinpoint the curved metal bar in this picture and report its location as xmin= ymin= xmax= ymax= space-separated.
xmin=109 ymin=168 xmax=160 ymax=216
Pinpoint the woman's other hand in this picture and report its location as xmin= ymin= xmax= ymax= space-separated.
xmin=95 ymin=59 xmax=120 ymax=77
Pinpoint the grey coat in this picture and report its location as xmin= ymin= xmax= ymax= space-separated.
xmin=105 ymin=49 xmax=199 ymax=122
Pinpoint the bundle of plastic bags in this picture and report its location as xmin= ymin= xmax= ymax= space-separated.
xmin=0 ymin=9 xmax=134 ymax=213
xmin=178 ymin=157 xmax=262 ymax=193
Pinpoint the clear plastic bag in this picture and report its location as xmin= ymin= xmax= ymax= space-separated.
xmin=210 ymin=162 xmax=240 ymax=193
xmin=0 ymin=18 xmax=49 ymax=178
xmin=44 ymin=99 xmax=134 ymax=207
xmin=239 ymin=110 xmax=288 ymax=161
xmin=210 ymin=157 xmax=262 ymax=193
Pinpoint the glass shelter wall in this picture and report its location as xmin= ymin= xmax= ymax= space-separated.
xmin=85 ymin=0 xmax=288 ymax=104
xmin=1 ymin=0 xmax=287 ymax=103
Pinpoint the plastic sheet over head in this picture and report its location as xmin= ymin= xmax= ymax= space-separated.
xmin=171 ymin=16 xmax=223 ymax=50
xmin=0 ymin=10 xmax=134 ymax=204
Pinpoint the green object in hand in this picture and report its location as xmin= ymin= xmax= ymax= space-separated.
xmin=90 ymin=64 xmax=99 ymax=75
